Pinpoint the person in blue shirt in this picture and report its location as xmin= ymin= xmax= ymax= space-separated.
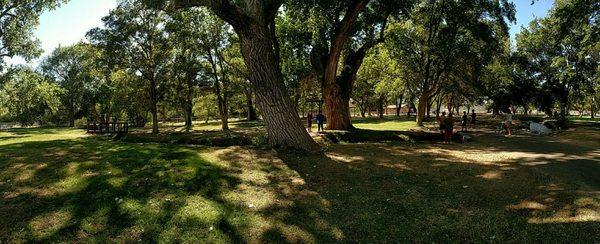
xmin=316 ymin=111 xmax=325 ymax=132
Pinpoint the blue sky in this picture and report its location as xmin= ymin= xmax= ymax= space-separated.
xmin=6 ymin=0 xmax=117 ymax=66
xmin=6 ymin=0 xmax=554 ymax=66
xmin=510 ymin=0 xmax=554 ymax=38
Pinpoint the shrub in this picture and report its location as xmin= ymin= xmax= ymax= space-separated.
xmin=251 ymin=134 xmax=269 ymax=147
xmin=74 ymin=117 xmax=88 ymax=129
xmin=325 ymin=130 xmax=410 ymax=143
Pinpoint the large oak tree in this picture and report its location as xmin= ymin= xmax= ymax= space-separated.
xmin=286 ymin=0 xmax=412 ymax=130
xmin=169 ymin=0 xmax=319 ymax=150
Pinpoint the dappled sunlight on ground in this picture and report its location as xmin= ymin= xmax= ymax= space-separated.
xmin=0 ymin=130 xmax=344 ymax=243
xmin=0 ymin=123 xmax=599 ymax=242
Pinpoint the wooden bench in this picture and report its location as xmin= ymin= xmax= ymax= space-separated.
xmin=87 ymin=122 xmax=129 ymax=134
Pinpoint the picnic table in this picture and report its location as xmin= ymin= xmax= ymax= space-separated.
xmin=86 ymin=122 xmax=129 ymax=134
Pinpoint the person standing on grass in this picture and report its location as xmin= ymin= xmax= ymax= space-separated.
xmin=470 ymin=109 xmax=477 ymax=128
xmin=437 ymin=112 xmax=447 ymax=140
xmin=504 ymin=109 xmax=513 ymax=136
xmin=316 ymin=111 xmax=325 ymax=132
xmin=306 ymin=112 xmax=313 ymax=132
xmin=444 ymin=113 xmax=455 ymax=143
xmin=462 ymin=111 xmax=468 ymax=132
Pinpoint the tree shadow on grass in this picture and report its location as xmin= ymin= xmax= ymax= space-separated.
xmin=1 ymin=127 xmax=598 ymax=242
xmin=276 ymin=140 xmax=599 ymax=242
xmin=0 ymin=137 xmax=245 ymax=242
xmin=0 ymin=137 xmax=344 ymax=243
xmin=2 ymin=127 xmax=75 ymax=135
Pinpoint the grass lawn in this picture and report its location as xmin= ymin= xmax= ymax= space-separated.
xmin=0 ymin=117 xmax=599 ymax=242
xmin=352 ymin=116 xmax=424 ymax=131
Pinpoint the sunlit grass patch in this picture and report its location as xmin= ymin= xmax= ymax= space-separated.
xmin=80 ymin=206 xmax=111 ymax=234
xmin=354 ymin=119 xmax=420 ymax=131
xmin=1 ymin=125 xmax=599 ymax=242
xmin=28 ymin=208 xmax=74 ymax=239
xmin=0 ymin=128 xmax=87 ymax=146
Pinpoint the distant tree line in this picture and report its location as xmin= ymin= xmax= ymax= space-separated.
xmin=0 ymin=0 xmax=597 ymax=150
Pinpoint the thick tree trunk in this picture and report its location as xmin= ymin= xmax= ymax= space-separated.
xmin=396 ymin=94 xmax=403 ymax=117
xmin=426 ymin=96 xmax=432 ymax=118
xmin=320 ymin=0 xmax=369 ymax=131
xmin=592 ymin=96 xmax=596 ymax=119
xmin=184 ymin=107 xmax=192 ymax=131
xmin=218 ymin=96 xmax=229 ymax=131
xmin=237 ymin=26 xmax=318 ymax=150
xmin=207 ymin=48 xmax=230 ymax=132
xmin=323 ymin=50 xmax=367 ymax=130
xmin=176 ymin=0 xmax=318 ymax=150
xmin=324 ymin=82 xmax=353 ymax=129
xmin=150 ymin=78 xmax=159 ymax=134
xmin=151 ymin=107 xmax=158 ymax=134
xmin=213 ymin=83 xmax=229 ymax=131
xmin=184 ymin=78 xmax=194 ymax=132
xmin=416 ymin=92 xmax=429 ymax=126
xmin=68 ymin=103 xmax=75 ymax=127
xmin=378 ymin=96 xmax=385 ymax=118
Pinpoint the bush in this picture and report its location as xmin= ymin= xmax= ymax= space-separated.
xmin=122 ymin=131 xmax=254 ymax=147
xmin=325 ymin=130 xmax=410 ymax=143
xmin=251 ymin=134 xmax=269 ymax=147
xmin=74 ymin=117 xmax=88 ymax=129
xmin=192 ymin=133 xmax=252 ymax=147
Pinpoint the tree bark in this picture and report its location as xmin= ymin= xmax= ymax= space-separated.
xmin=591 ymin=96 xmax=596 ymax=119
xmin=174 ymin=0 xmax=318 ymax=150
xmin=426 ymin=96 xmax=432 ymax=118
xmin=237 ymin=24 xmax=318 ymax=150
xmin=322 ymin=0 xmax=371 ymax=130
xmin=67 ymin=102 xmax=75 ymax=127
xmin=68 ymin=116 xmax=75 ymax=128
xmin=378 ymin=96 xmax=385 ymax=118
xmin=396 ymin=93 xmax=403 ymax=117
xmin=184 ymin=75 xmax=194 ymax=132
xmin=217 ymin=94 xmax=229 ymax=131
xmin=435 ymin=96 xmax=442 ymax=117
xmin=206 ymin=48 xmax=230 ymax=131
xmin=184 ymin=106 xmax=192 ymax=131
xmin=150 ymin=77 xmax=159 ymax=134
xmin=416 ymin=92 xmax=429 ymax=126
xmin=323 ymin=81 xmax=354 ymax=129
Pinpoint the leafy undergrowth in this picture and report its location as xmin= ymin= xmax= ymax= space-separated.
xmin=122 ymin=131 xmax=256 ymax=147
xmin=323 ymin=129 xmax=467 ymax=143
xmin=0 ymin=125 xmax=599 ymax=242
